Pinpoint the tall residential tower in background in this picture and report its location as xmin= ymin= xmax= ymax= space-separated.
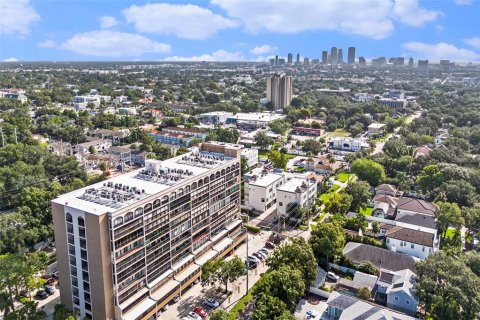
xmin=348 ymin=47 xmax=356 ymax=65
xmin=266 ymin=73 xmax=293 ymax=110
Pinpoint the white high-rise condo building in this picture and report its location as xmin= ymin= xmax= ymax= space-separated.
xmin=52 ymin=142 xmax=246 ymax=320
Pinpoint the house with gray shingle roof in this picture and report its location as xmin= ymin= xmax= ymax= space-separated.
xmin=325 ymin=291 xmax=416 ymax=319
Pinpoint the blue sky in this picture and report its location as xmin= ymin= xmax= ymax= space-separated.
xmin=1 ymin=0 xmax=480 ymax=62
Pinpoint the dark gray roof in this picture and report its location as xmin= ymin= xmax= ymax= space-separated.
xmin=327 ymin=293 xmax=358 ymax=309
xmin=395 ymin=214 xmax=437 ymax=229
xmin=352 ymin=307 xmax=381 ymax=320
xmin=343 ymin=242 xmax=417 ymax=273
xmin=379 ymin=271 xmax=395 ymax=284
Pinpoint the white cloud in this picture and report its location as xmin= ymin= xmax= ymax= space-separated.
xmin=123 ymin=3 xmax=238 ymax=40
xmin=464 ymin=37 xmax=480 ymax=48
xmin=455 ymin=0 xmax=473 ymax=5
xmin=100 ymin=16 xmax=118 ymax=29
xmin=402 ymin=42 xmax=480 ymax=61
xmin=0 ymin=0 xmax=40 ymax=36
xmin=211 ymin=0 xmax=440 ymax=39
xmin=435 ymin=25 xmax=444 ymax=32
xmin=250 ymin=45 xmax=277 ymax=55
xmin=163 ymin=50 xmax=244 ymax=61
xmin=392 ymin=0 xmax=442 ymax=27
xmin=3 ymin=57 xmax=19 ymax=62
xmin=58 ymin=30 xmax=171 ymax=57
xmin=38 ymin=39 xmax=58 ymax=48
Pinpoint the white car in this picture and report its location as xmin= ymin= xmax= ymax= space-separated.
xmin=326 ymin=272 xmax=340 ymax=281
xmin=186 ymin=312 xmax=201 ymax=320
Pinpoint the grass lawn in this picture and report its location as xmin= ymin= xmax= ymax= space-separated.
xmin=330 ymin=184 xmax=340 ymax=192
xmin=258 ymin=149 xmax=269 ymax=159
xmin=295 ymin=167 xmax=305 ymax=173
xmin=337 ymin=173 xmax=354 ymax=183
xmin=445 ymin=228 xmax=457 ymax=239
xmin=319 ymin=193 xmax=330 ymax=203
xmin=325 ymin=129 xmax=350 ymax=138
xmin=359 ymin=207 xmax=373 ymax=216
xmin=258 ymin=150 xmax=297 ymax=160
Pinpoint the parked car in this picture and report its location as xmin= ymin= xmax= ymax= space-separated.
xmin=252 ymin=252 xmax=265 ymax=260
xmin=247 ymin=255 xmax=260 ymax=263
xmin=35 ymin=290 xmax=48 ymax=300
xmin=326 ymin=272 xmax=340 ymax=281
xmin=52 ymin=271 xmax=59 ymax=279
xmin=193 ymin=307 xmax=208 ymax=318
xmin=245 ymin=260 xmax=257 ymax=270
xmin=258 ymin=249 xmax=269 ymax=256
xmin=185 ymin=311 xmax=201 ymax=320
xmin=205 ymin=298 xmax=219 ymax=309
xmin=265 ymin=241 xmax=276 ymax=249
xmin=44 ymin=285 xmax=56 ymax=295
xmin=172 ymin=295 xmax=180 ymax=303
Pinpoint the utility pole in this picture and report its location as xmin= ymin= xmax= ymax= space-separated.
xmin=245 ymin=215 xmax=249 ymax=295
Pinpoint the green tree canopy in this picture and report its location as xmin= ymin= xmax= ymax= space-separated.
xmin=266 ymin=238 xmax=317 ymax=286
xmin=309 ymin=222 xmax=345 ymax=266
xmin=351 ymin=158 xmax=385 ymax=186
xmin=345 ymin=180 xmax=371 ymax=212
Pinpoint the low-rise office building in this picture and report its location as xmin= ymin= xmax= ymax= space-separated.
xmin=51 ymin=142 xmax=245 ymax=320
xmin=379 ymin=98 xmax=408 ymax=109
xmin=197 ymin=111 xmax=233 ymax=125
xmin=329 ymin=137 xmax=369 ymax=151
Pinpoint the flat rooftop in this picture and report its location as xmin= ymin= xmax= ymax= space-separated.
xmin=227 ymin=112 xmax=285 ymax=123
xmin=277 ymin=177 xmax=315 ymax=193
xmin=52 ymin=147 xmax=238 ymax=215
xmin=248 ymin=172 xmax=284 ymax=188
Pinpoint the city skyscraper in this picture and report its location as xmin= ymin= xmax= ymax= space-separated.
xmin=287 ymin=53 xmax=293 ymax=64
xmin=296 ymin=53 xmax=300 ymax=64
xmin=322 ymin=51 xmax=328 ymax=64
xmin=338 ymin=49 xmax=344 ymax=64
xmin=275 ymin=55 xmax=278 ymax=66
xmin=330 ymin=47 xmax=338 ymax=65
xmin=359 ymin=57 xmax=366 ymax=65
xmin=51 ymin=143 xmax=244 ymax=320
xmin=348 ymin=47 xmax=356 ymax=65
xmin=266 ymin=73 xmax=293 ymax=110
xmin=408 ymin=58 xmax=414 ymax=68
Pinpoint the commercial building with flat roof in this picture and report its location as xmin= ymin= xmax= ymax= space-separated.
xmin=52 ymin=142 xmax=245 ymax=320
xmin=225 ymin=112 xmax=286 ymax=126
xmin=196 ymin=111 xmax=233 ymax=125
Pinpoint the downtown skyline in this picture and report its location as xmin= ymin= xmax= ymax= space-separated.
xmin=1 ymin=0 xmax=480 ymax=62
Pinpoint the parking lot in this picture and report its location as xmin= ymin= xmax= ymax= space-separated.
xmin=160 ymin=230 xmax=271 ymax=320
